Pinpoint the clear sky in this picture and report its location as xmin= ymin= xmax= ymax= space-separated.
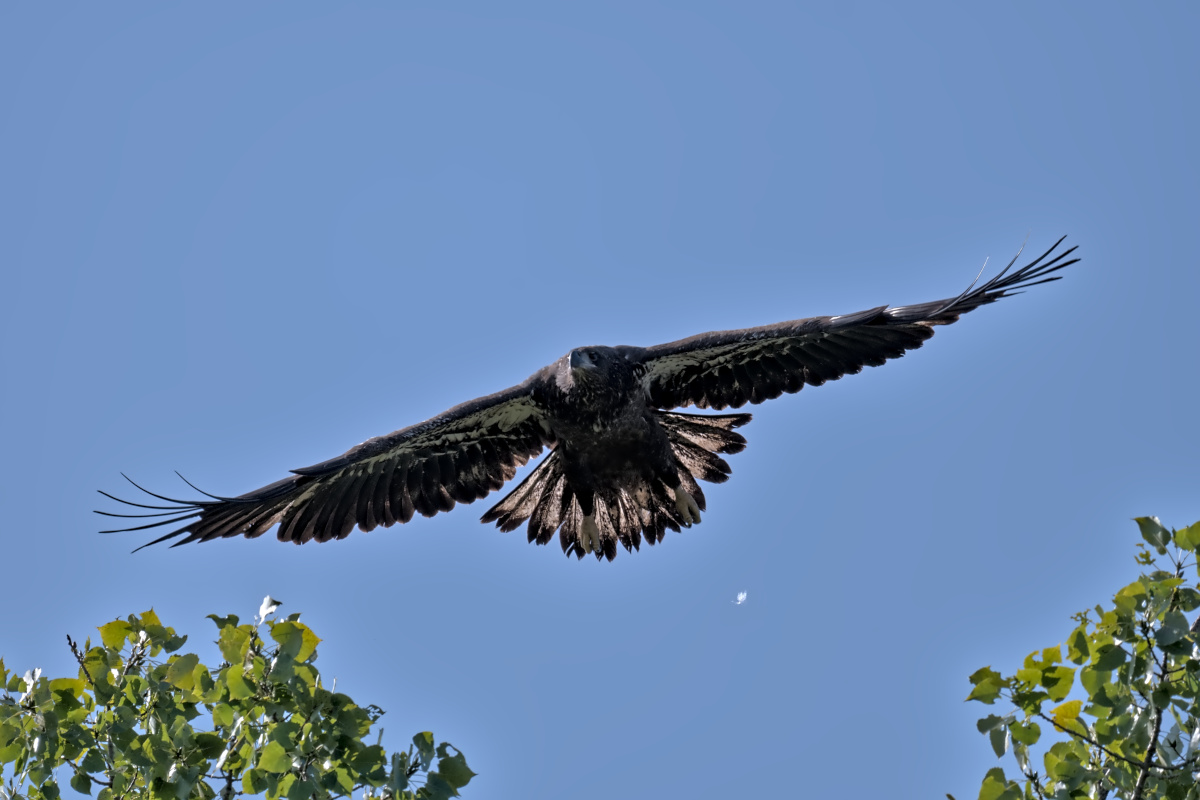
xmin=2 ymin=4 xmax=1197 ymax=798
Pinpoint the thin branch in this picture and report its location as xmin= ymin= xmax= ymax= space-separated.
xmin=62 ymin=757 xmax=113 ymax=787
xmin=1034 ymin=712 xmax=1161 ymax=773
xmin=66 ymin=635 xmax=95 ymax=688
xmin=1020 ymin=768 xmax=1047 ymax=800
xmin=1131 ymin=704 xmax=1164 ymax=800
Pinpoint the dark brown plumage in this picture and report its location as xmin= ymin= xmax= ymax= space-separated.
xmin=99 ymin=237 xmax=1078 ymax=560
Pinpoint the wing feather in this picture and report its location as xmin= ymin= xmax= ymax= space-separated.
xmin=101 ymin=381 xmax=555 ymax=548
xmin=629 ymin=237 xmax=1078 ymax=410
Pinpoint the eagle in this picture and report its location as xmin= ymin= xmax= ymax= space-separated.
xmin=100 ymin=238 xmax=1078 ymax=561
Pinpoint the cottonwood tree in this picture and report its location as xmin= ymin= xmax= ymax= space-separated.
xmin=960 ymin=517 xmax=1200 ymax=800
xmin=0 ymin=600 xmax=473 ymax=800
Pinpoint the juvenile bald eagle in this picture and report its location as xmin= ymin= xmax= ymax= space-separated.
xmin=100 ymin=238 xmax=1078 ymax=561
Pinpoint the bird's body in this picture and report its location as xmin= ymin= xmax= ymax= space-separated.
xmin=101 ymin=238 xmax=1079 ymax=561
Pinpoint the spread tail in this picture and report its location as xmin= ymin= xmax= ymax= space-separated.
xmin=480 ymin=411 xmax=751 ymax=560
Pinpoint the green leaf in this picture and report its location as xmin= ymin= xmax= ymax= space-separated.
xmin=81 ymin=750 xmax=106 ymax=773
xmin=286 ymin=778 xmax=314 ymax=800
xmin=1052 ymin=699 xmax=1082 ymax=728
xmin=206 ymin=613 xmax=239 ymax=630
xmin=1176 ymin=587 xmax=1200 ymax=612
xmin=193 ymin=732 xmax=226 ymax=760
xmin=1093 ymin=643 xmax=1128 ymax=670
xmin=211 ymin=703 xmax=234 ymax=728
xmin=1134 ymin=516 xmax=1171 ymax=553
xmin=978 ymin=767 xmax=1019 ymax=800
xmin=1080 ymin=666 xmax=1110 ymax=697
xmin=1015 ymin=667 xmax=1041 ymax=686
xmin=1066 ymin=626 xmax=1090 ymax=665
xmin=422 ymin=773 xmax=458 ymax=800
xmin=1010 ymin=720 xmax=1040 ymax=746
xmin=242 ymin=769 xmax=267 ymax=795
xmin=165 ymin=654 xmax=200 ymax=690
xmin=1012 ymin=741 xmax=1029 ymax=774
xmin=49 ymin=677 xmax=85 ymax=699
xmin=1174 ymin=520 xmax=1200 ymax=551
xmin=989 ymin=726 xmax=1008 ymax=758
xmin=258 ymin=741 xmax=292 ymax=773
xmin=217 ymin=626 xmax=251 ymax=665
xmin=976 ymin=714 xmax=1005 ymax=733
xmin=1114 ymin=581 xmax=1148 ymax=612
xmin=268 ymin=622 xmax=321 ymax=663
xmin=1157 ymin=610 xmax=1190 ymax=646
xmin=1042 ymin=666 xmax=1076 ymax=701
xmin=70 ymin=772 xmax=92 ymax=796
xmin=98 ymin=621 xmax=131 ymax=650
xmin=225 ymin=664 xmax=254 ymax=700
xmin=413 ymin=731 xmax=436 ymax=772
xmin=434 ymin=744 xmax=476 ymax=790
xmin=966 ymin=667 xmax=1005 ymax=705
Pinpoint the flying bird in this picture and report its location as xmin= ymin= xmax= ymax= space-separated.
xmin=100 ymin=238 xmax=1078 ymax=561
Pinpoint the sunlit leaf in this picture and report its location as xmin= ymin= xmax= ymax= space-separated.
xmin=225 ymin=664 xmax=254 ymax=700
xmin=1009 ymin=720 xmax=1039 ymax=746
xmin=1042 ymin=666 xmax=1076 ymax=701
xmin=967 ymin=667 xmax=1005 ymax=704
xmin=1065 ymin=626 xmax=1090 ymax=665
xmin=217 ymin=626 xmax=251 ymax=665
xmin=258 ymin=741 xmax=292 ymax=773
xmin=268 ymin=622 xmax=321 ymax=663
xmin=1174 ymin=520 xmax=1200 ymax=551
xmin=165 ymin=654 xmax=199 ymax=690
xmin=978 ymin=767 xmax=1019 ymax=800
xmin=1052 ymin=700 xmax=1082 ymax=728
xmin=97 ymin=621 xmax=131 ymax=650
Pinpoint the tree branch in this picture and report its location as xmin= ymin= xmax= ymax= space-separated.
xmin=66 ymin=635 xmax=95 ymax=688
xmin=1034 ymin=712 xmax=1156 ymax=773
xmin=1131 ymin=704 xmax=1164 ymax=800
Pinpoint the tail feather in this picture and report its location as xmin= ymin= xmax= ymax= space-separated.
xmin=479 ymin=454 xmax=559 ymax=533
xmin=481 ymin=411 xmax=751 ymax=561
xmin=657 ymin=410 xmax=750 ymax=454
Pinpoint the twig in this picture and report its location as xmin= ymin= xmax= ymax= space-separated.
xmin=66 ymin=635 xmax=95 ymax=688
xmin=63 ymin=758 xmax=113 ymax=787
xmin=1131 ymin=704 xmax=1164 ymax=800
xmin=1034 ymin=712 xmax=1157 ymax=773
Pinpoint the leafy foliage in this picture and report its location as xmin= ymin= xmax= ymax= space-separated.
xmin=0 ymin=601 xmax=474 ymax=800
xmin=959 ymin=517 xmax=1200 ymax=800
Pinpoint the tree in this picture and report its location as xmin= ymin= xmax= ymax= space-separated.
xmin=959 ymin=517 xmax=1200 ymax=800
xmin=0 ymin=600 xmax=474 ymax=800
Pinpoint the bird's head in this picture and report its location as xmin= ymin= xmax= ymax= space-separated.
xmin=569 ymin=347 xmax=604 ymax=374
xmin=555 ymin=345 xmax=641 ymax=396
xmin=556 ymin=346 xmax=622 ymax=392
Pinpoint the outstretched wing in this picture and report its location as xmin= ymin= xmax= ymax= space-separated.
xmin=621 ymin=237 xmax=1079 ymax=411
xmin=99 ymin=381 xmax=556 ymax=548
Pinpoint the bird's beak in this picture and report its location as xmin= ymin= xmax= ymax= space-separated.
xmin=569 ymin=350 xmax=594 ymax=372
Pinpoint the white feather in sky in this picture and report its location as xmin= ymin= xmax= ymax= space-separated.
xmin=733 ymin=591 xmax=747 ymax=605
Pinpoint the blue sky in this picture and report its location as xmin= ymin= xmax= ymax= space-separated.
xmin=2 ymin=4 xmax=1197 ymax=798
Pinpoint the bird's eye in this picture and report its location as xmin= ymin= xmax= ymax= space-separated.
xmin=588 ymin=350 xmax=598 ymax=360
